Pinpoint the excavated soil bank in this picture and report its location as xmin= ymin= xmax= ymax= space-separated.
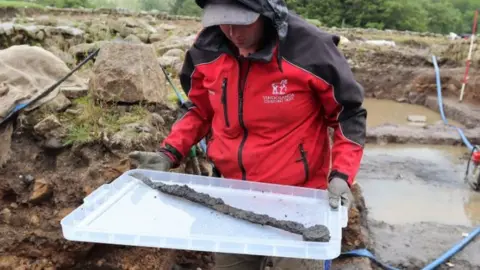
xmin=130 ymin=172 xmax=331 ymax=242
xmin=0 ymin=131 xmax=372 ymax=270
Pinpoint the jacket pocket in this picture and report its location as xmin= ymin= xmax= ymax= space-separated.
xmin=221 ymin=77 xmax=230 ymax=127
xmin=296 ymin=143 xmax=309 ymax=184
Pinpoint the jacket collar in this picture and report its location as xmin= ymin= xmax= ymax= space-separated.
xmin=193 ymin=24 xmax=278 ymax=63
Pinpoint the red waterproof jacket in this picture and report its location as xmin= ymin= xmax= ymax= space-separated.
xmin=161 ymin=0 xmax=367 ymax=189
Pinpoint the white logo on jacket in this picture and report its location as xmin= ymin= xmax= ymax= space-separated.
xmin=264 ymin=79 xmax=294 ymax=104
xmin=272 ymin=79 xmax=288 ymax=95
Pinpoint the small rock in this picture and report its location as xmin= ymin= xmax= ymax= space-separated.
xmin=66 ymin=108 xmax=83 ymax=115
xmin=158 ymin=23 xmax=176 ymax=31
xmin=96 ymin=259 xmax=106 ymax=267
xmin=407 ymin=115 xmax=427 ymax=123
xmin=158 ymin=55 xmax=182 ymax=68
xmin=163 ymin=48 xmax=184 ymax=58
xmin=34 ymin=115 xmax=62 ymax=136
xmin=151 ymin=113 xmax=165 ymax=127
xmin=44 ymin=137 xmax=65 ymax=150
xmin=396 ymin=97 xmax=407 ymax=103
xmin=61 ymin=86 xmax=88 ymax=99
xmin=30 ymin=215 xmax=40 ymax=226
xmin=35 ymin=30 xmax=45 ymax=40
xmin=1 ymin=208 xmax=12 ymax=224
xmin=44 ymin=92 xmax=72 ymax=112
xmin=124 ymin=34 xmax=142 ymax=43
xmin=21 ymin=174 xmax=35 ymax=185
xmin=10 ymin=203 xmax=18 ymax=209
xmin=33 ymin=115 xmax=67 ymax=142
xmin=29 ymin=179 xmax=53 ymax=204
xmin=149 ymin=31 xmax=166 ymax=43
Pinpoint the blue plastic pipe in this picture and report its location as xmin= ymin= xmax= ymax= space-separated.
xmin=422 ymin=227 xmax=480 ymax=270
xmin=421 ymin=56 xmax=480 ymax=270
xmin=431 ymin=55 xmax=474 ymax=151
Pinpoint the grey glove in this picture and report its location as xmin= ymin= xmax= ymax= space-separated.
xmin=328 ymin=177 xmax=353 ymax=210
xmin=128 ymin=151 xmax=173 ymax=171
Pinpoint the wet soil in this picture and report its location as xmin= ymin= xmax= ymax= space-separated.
xmin=364 ymin=97 xmax=480 ymax=146
xmin=130 ymin=172 xmax=331 ymax=242
xmin=358 ymin=144 xmax=480 ymax=269
xmin=363 ymin=98 xmax=463 ymax=128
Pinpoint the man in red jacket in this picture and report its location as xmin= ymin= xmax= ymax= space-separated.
xmin=130 ymin=0 xmax=366 ymax=268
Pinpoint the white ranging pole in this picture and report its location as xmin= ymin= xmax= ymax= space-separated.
xmin=459 ymin=10 xmax=478 ymax=102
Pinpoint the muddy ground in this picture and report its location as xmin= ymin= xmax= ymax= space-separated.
xmin=1 ymin=6 xmax=480 ymax=270
xmin=359 ymin=144 xmax=480 ymax=270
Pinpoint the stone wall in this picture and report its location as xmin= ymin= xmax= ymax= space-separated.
xmin=0 ymin=6 xmax=200 ymax=21
xmin=0 ymin=6 xmax=452 ymax=39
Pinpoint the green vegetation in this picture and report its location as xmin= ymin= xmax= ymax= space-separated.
xmin=61 ymin=94 xmax=150 ymax=146
xmin=0 ymin=0 xmax=45 ymax=8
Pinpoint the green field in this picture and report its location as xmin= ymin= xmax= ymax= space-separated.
xmin=0 ymin=0 xmax=45 ymax=8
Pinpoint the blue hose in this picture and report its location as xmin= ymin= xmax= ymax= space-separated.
xmin=431 ymin=55 xmax=474 ymax=152
xmin=422 ymin=227 xmax=480 ymax=270
xmin=421 ymin=55 xmax=480 ymax=270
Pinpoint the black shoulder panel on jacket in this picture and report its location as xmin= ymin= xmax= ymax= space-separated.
xmin=179 ymin=44 xmax=223 ymax=96
xmin=281 ymin=13 xmax=366 ymax=147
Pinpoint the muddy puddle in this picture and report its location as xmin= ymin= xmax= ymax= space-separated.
xmin=358 ymin=144 xmax=480 ymax=227
xmin=364 ymin=98 xmax=464 ymax=127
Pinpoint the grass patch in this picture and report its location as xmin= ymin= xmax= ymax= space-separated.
xmin=60 ymin=93 xmax=151 ymax=146
xmin=0 ymin=0 xmax=45 ymax=8
xmin=358 ymin=32 xmax=450 ymax=48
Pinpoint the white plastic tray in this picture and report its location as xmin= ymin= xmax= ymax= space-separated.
xmin=61 ymin=169 xmax=348 ymax=260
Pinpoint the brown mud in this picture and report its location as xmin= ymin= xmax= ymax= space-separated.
xmin=129 ymin=172 xmax=331 ymax=242
xmin=359 ymin=144 xmax=480 ymax=270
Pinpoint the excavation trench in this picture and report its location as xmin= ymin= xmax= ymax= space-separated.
xmin=358 ymin=144 xmax=480 ymax=269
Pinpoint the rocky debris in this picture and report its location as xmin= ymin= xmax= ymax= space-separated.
xmin=106 ymin=122 xmax=160 ymax=152
xmin=424 ymin=96 xmax=480 ymax=129
xmin=124 ymin=34 xmax=142 ymax=43
xmin=159 ymin=23 xmax=177 ymax=31
xmin=34 ymin=115 xmax=65 ymax=138
xmin=89 ymin=42 xmax=168 ymax=104
xmin=407 ymin=115 xmax=427 ymax=123
xmin=158 ymin=48 xmax=185 ymax=75
xmin=154 ymin=34 xmax=196 ymax=55
xmin=68 ymin=41 xmax=107 ymax=60
xmin=367 ymin=123 xmax=480 ymax=145
xmin=60 ymin=86 xmax=88 ymax=99
xmin=149 ymin=31 xmax=167 ymax=43
xmin=1 ymin=207 xmax=12 ymax=224
xmin=46 ymin=46 xmax=75 ymax=65
xmin=33 ymin=115 xmax=67 ymax=150
xmin=29 ymin=178 xmax=53 ymax=204
xmin=151 ymin=113 xmax=166 ymax=127
xmin=44 ymin=92 xmax=72 ymax=112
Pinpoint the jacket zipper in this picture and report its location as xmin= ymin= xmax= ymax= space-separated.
xmin=221 ymin=78 xmax=230 ymax=127
xmin=238 ymin=59 xmax=251 ymax=180
xmin=296 ymin=144 xmax=309 ymax=184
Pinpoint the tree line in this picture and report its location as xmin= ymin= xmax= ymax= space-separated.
xmin=29 ymin=0 xmax=480 ymax=34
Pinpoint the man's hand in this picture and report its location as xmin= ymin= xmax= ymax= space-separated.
xmin=128 ymin=151 xmax=173 ymax=171
xmin=328 ymin=177 xmax=353 ymax=210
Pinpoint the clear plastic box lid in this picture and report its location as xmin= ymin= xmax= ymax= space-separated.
xmin=61 ymin=169 xmax=348 ymax=260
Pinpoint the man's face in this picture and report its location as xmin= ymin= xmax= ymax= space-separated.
xmin=219 ymin=17 xmax=264 ymax=50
